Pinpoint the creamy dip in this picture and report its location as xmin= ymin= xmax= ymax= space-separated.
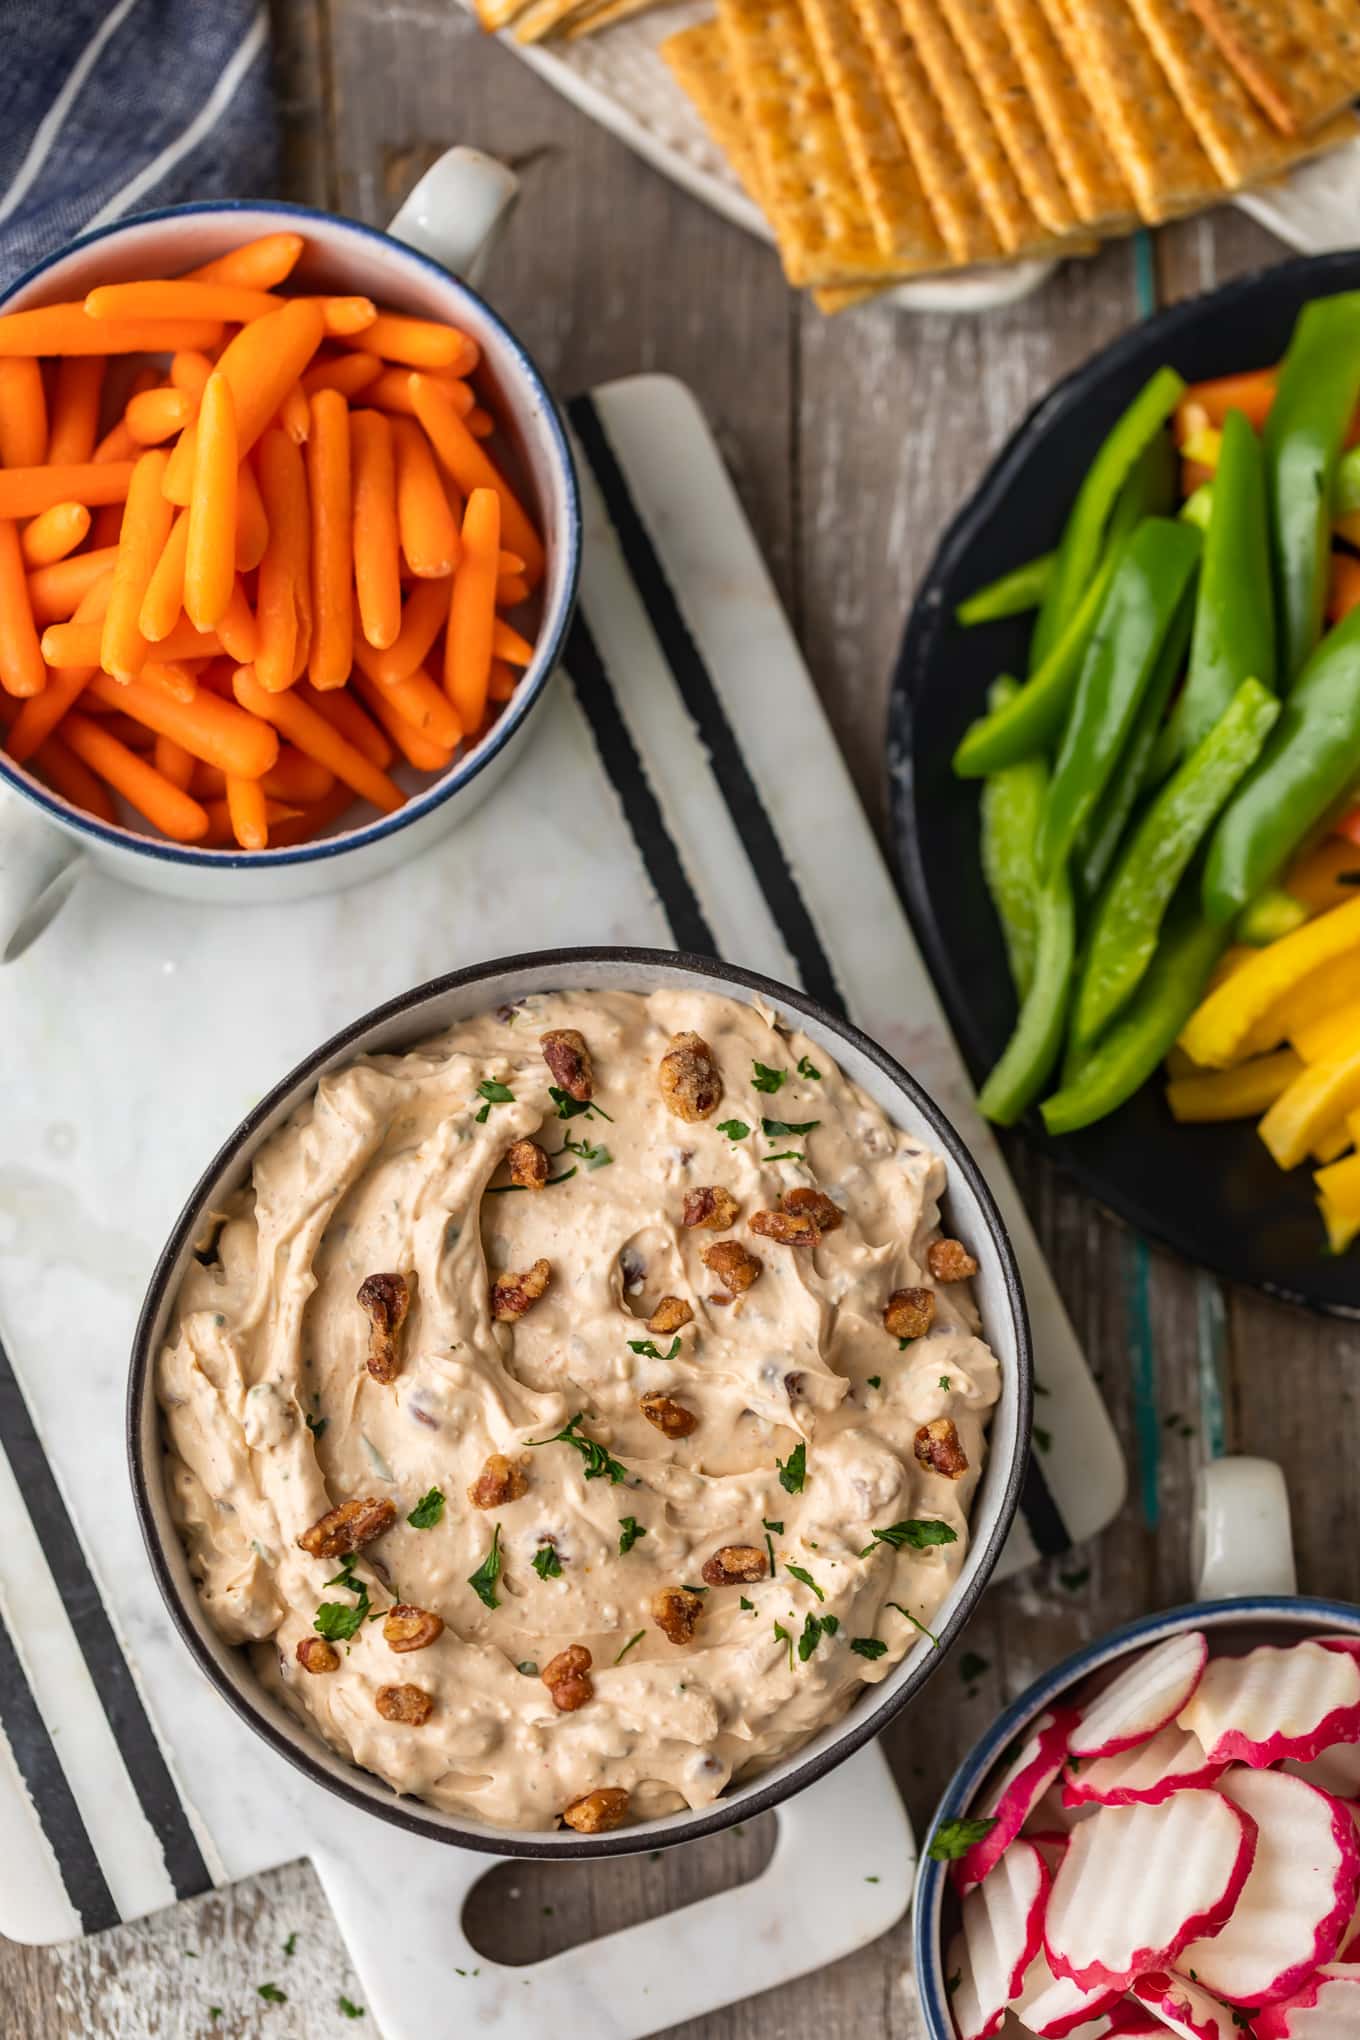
xmin=158 ymin=988 xmax=1001 ymax=1833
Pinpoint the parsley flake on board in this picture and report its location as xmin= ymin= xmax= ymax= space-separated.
xmin=467 ymin=1524 xmax=503 ymax=1610
xmin=927 ymin=1815 xmax=999 ymax=1863
xmin=529 ymin=1411 xmax=629 ymax=1485
xmin=761 ymin=1117 xmax=820 ymax=1138
xmin=889 ymin=1600 xmax=940 ymax=1647
xmin=773 ymin=1620 xmax=794 ymax=1673
xmin=283 ymin=1932 xmax=297 ymax=1958
xmin=776 ymin=1440 xmax=807 ymax=1494
xmin=305 ymin=1412 xmax=327 ymax=1441
xmin=798 ymin=1610 xmax=838 ymax=1661
xmin=751 ymin=1061 xmax=786 ymax=1094
xmin=797 ymin=1055 xmax=822 ymax=1080
xmin=407 ymin=1487 xmax=445 ymax=1529
xmin=716 ymin=1118 xmax=751 ymax=1142
xmin=785 ymin=1561 xmax=824 ymax=1602
xmin=257 ymin=1983 xmax=287 ymax=2004
xmin=549 ymin=1085 xmax=613 ymax=1123
xmin=862 ymin=1518 xmax=958 ymax=1556
xmin=628 ymin=1336 xmax=681 ymax=1360
xmin=532 ymin=1543 xmax=563 ymax=1580
xmin=339 ymin=1997 xmax=366 ymax=2019
xmin=314 ymin=1555 xmax=370 ymax=1642
xmin=618 ymin=1515 xmax=647 ymax=1555
xmin=615 ymin=1630 xmax=645 ymax=1664
xmin=474 ymin=1078 xmax=515 ymax=1124
xmin=851 ymin=1636 xmax=888 ymax=1660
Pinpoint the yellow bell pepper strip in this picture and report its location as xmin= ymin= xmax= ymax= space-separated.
xmin=1179 ymin=891 xmax=1360 ymax=1068
xmin=1243 ymin=946 xmax=1360 ymax=1062
xmin=1312 ymin=1121 xmax=1352 ymax=1164
xmin=1319 ymin=1151 xmax=1360 ymax=1212
xmin=1030 ymin=366 xmax=1185 ymax=672
xmin=1258 ymin=1037 xmax=1360 ymax=1169
xmin=1180 ymin=425 xmax=1222 ymax=471
xmin=1285 ymin=835 xmax=1360 ymax=913
xmin=1041 ymin=897 xmax=1227 ymax=1136
xmin=979 ymin=679 xmax=1048 ymax=998
xmin=977 ymin=866 xmax=1076 ymax=1127
xmin=1317 ymin=1185 xmax=1360 ymax=1254
xmin=1263 ymin=291 xmax=1360 ymax=683
xmin=1236 ymin=888 xmax=1313 ymax=946
xmin=1037 ymin=518 xmax=1202 ymax=879
xmin=956 ymin=552 xmax=1055 ymax=627
xmin=1166 ymin=1048 xmax=1302 ymax=1122
xmin=1349 ymin=1106 xmax=1360 ymax=1146
xmin=1291 ymin=995 xmax=1360 ymax=1063
xmin=1180 ymin=484 xmax=1214 ymax=532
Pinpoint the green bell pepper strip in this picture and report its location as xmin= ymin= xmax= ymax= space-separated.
xmin=1180 ymin=482 xmax=1214 ymax=532
xmin=1165 ymin=407 xmax=1276 ymax=765
xmin=1071 ymin=677 xmax=1279 ymax=1047
xmin=1037 ymin=516 xmax=1202 ymax=879
xmin=1235 ymin=887 xmax=1311 ymax=946
xmin=957 ymin=552 xmax=1055 ymax=627
xmin=1335 ymin=442 xmax=1360 ymax=518
xmin=1204 ymin=599 xmax=1360 ymax=925
xmin=1263 ymin=291 xmax=1360 ymax=683
xmin=977 ymin=866 xmax=1076 ymax=1127
xmin=1040 ymin=899 xmax=1227 ymax=1136
xmin=979 ymin=679 xmax=1049 ymax=998
xmin=1029 ymin=366 xmax=1185 ymax=671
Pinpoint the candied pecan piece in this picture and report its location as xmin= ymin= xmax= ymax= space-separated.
xmin=749 ymin=1187 xmax=843 ymax=1247
xmin=542 ymin=1643 xmax=594 ymax=1712
xmin=640 ymin=1391 xmax=698 ymax=1439
xmin=682 ymin=1185 xmax=740 ymax=1231
xmin=915 ymin=1416 xmax=969 ymax=1480
xmin=541 ymin=1027 xmax=593 ymax=1101
xmin=701 ymin=1238 xmax=762 ymax=1294
xmin=297 ymin=1496 xmax=397 ymax=1560
xmin=376 ymin=1683 xmax=434 ymax=1724
xmin=653 ymin=1585 xmax=705 ymax=1645
xmin=927 ymin=1237 xmax=979 ymax=1283
xmin=646 ymin=1295 xmax=693 ymax=1335
xmin=562 ymin=1786 xmax=630 ymax=1834
xmin=384 ymin=1604 xmax=445 ymax=1653
xmin=700 ymin=1544 xmax=767 ymax=1587
xmin=659 ymin=1031 xmax=722 ymax=1122
xmin=884 ymin=1287 xmax=936 ymax=1341
xmin=491 ymin=1257 xmax=551 ymax=1322
xmin=296 ymin=1636 xmax=339 ymax=1674
xmin=357 ymin=1271 xmax=410 ymax=1384
xmin=468 ymin=1452 xmax=529 ymax=1510
xmin=506 ymin=1138 xmax=549 ymax=1191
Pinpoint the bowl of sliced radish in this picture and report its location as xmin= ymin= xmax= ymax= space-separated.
xmin=915 ymin=1457 xmax=1360 ymax=2040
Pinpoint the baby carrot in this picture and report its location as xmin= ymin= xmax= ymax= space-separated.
xmin=277 ymin=381 xmax=310 ymax=444
xmin=217 ymin=577 xmax=259 ymax=666
xmin=225 ymin=772 xmax=269 ymax=849
xmin=89 ymin=503 xmax=125 ymax=548
xmin=62 ymin=711 xmax=211 ymax=841
xmin=301 ymin=354 xmax=381 ymax=401
xmin=142 ymin=661 xmax=199 ymax=705
xmin=267 ymin=780 xmax=355 ymax=846
xmin=350 ymin=410 xmax=402 ymax=650
xmin=367 ymin=368 xmax=474 ymax=419
xmin=409 ymin=375 xmax=544 ymax=586
xmin=170 ymin=351 xmax=214 ymax=399
xmin=139 ymin=514 xmax=189 ymax=642
xmin=300 ymin=680 xmax=393 ymax=769
xmin=261 ymin=745 xmax=335 ymax=804
xmin=234 ymin=666 xmax=403 ymax=811
xmin=0 ymin=518 xmax=45 ymax=697
xmin=125 ymin=386 xmax=193 ymax=445
xmin=27 ymin=545 xmax=116 ymax=623
xmin=361 ymin=574 xmax=449 ymax=684
xmin=154 ymin=734 xmax=195 ymax=789
xmin=102 ymin=449 xmax=174 ymax=681
xmin=445 ymin=487 xmax=499 ymax=729
xmin=6 ymin=576 xmax=111 ymax=762
xmin=20 ymin=503 xmax=91 ymax=569
xmin=488 ymin=658 xmax=517 ymax=703
xmin=352 ymin=671 xmax=453 ymax=772
xmin=35 ymin=731 xmax=118 ymax=824
xmin=0 ymin=359 xmax=47 ymax=467
xmin=183 ymin=233 xmax=305 ymax=290
xmin=0 ymin=462 xmax=135 ymax=520
xmin=184 ymin=372 xmax=238 ymax=631
xmin=255 ymin=428 xmax=309 ymax=692
xmin=163 ymin=299 xmax=326 ymax=503
xmin=87 ymin=669 xmax=278 ymax=778
xmin=44 ymin=617 xmax=218 ymax=665
xmin=496 ymin=573 xmax=530 ymax=610
xmin=0 ymin=305 xmax=224 ymax=356
xmin=94 ymin=418 xmax=139 ymax=466
xmin=235 ymin=458 xmax=269 ymax=572
xmin=202 ymin=793 xmax=300 ymax=848
xmin=467 ymin=407 xmax=495 ymax=440
xmin=46 ymin=357 xmax=105 ymax=466
xmin=352 ymin=650 xmax=462 ymax=751
xmin=351 ymin=315 xmax=478 ymax=374
xmin=492 ymin=617 xmax=535 ymax=667
xmin=304 ymin=389 xmax=353 ymax=691
xmin=392 ymin=416 xmax=459 ymax=579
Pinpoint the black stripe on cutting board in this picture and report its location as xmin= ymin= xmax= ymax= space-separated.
xmin=568 ymin=392 xmax=849 ymax=1021
xmin=566 ymin=609 xmax=719 ymax=955
xmin=0 ymin=1610 xmax=118 ymax=1933
xmin=1020 ymin=1450 xmax=1069 ymax=1558
xmin=0 ymin=1338 xmax=212 ymax=1903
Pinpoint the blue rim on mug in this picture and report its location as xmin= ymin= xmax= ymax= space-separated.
xmin=911 ymin=1592 xmax=1360 ymax=2039
xmin=0 ymin=199 xmax=582 ymax=869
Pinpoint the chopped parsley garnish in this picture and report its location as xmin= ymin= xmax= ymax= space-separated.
xmin=258 ymin=1983 xmax=287 ymax=2004
xmin=407 ymin=1486 xmax=445 ymax=1529
xmin=867 ymin=1375 xmax=881 ymax=1389
xmin=314 ymin=1554 xmax=370 ymax=1642
xmin=946 ymin=1972 xmax=961 ymax=1996
xmin=716 ymin=1118 xmax=751 ymax=1141
xmin=628 ymin=1336 xmax=681 ymax=1360
xmin=773 ymin=1620 xmax=794 ymax=1673
xmin=486 ymin=1166 xmax=577 ymax=1194
xmin=862 ymin=1518 xmax=957 ymax=1556
xmin=765 ymin=1150 xmax=804 ymax=1163
xmin=889 ymin=1600 xmax=940 ymax=1647
xmin=338 ymin=1997 xmax=366 ymax=2020
xmin=615 ymin=1629 xmax=645 ymax=1664
xmin=851 ymin=1636 xmax=888 ymax=1660
xmin=899 ymin=1337 xmax=913 ymax=1351
xmin=283 ymin=1932 xmax=297 ymax=1957
xmin=560 ymin=1133 xmax=612 ymax=1168
xmin=752 ymin=1061 xmax=786 ymax=1093
xmin=762 ymin=1517 xmax=784 ymax=1534
xmin=928 ymin=1815 xmax=999 ymax=1863
xmin=776 ymin=1440 xmax=807 ymax=1494
xmin=532 ymin=1543 xmax=563 ymax=1580
xmin=797 ymin=1055 xmax=822 ymax=1080
xmin=761 ymin=1117 xmax=820 ymax=1138
xmin=467 ymin=1524 xmax=503 ymax=1610
xmin=529 ymin=1411 xmax=629 ymax=1484
xmin=939 ymin=1376 xmax=952 ymax=1391
xmin=798 ymin=1611 xmax=838 ymax=1661
xmin=474 ymin=1078 xmax=515 ymax=1123
xmin=785 ymin=1561 xmax=824 ymax=1602
xmin=305 ymin=1412 xmax=327 ymax=1441
xmin=740 ymin=1595 xmax=755 ymax=1611
xmin=549 ymin=1086 xmax=613 ymax=1123
xmin=618 ymin=1515 xmax=647 ymax=1555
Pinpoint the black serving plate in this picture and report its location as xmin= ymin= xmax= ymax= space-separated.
xmin=888 ymin=249 xmax=1360 ymax=1319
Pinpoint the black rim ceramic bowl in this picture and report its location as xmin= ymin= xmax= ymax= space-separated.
xmin=129 ymin=947 xmax=1033 ymax=1858
xmin=889 ymin=248 xmax=1360 ymax=1320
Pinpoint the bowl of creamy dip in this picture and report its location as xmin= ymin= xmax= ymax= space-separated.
xmin=129 ymin=948 xmax=1033 ymax=1856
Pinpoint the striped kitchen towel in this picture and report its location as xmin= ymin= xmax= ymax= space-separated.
xmin=0 ymin=0 xmax=275 ymax=289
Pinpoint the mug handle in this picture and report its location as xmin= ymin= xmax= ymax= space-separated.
xmin=0 ymin=788 xmax=84 ymax=965
xmin=1192 ymin=1456 xmax=1298 ymax=1600
xmin=385 ymin=145 xmax=519 ymax=282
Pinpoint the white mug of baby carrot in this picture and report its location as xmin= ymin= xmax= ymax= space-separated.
xmin=0 ymin=146 xmax=581 ymax=962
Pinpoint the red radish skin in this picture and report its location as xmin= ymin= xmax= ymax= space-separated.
xmin=1062 ymin=1728 xmax=1227 ymax=1810
xmin=1010 ymin=1940 xmax=1122 ymax=2037
xmin=1068 ymin=1634 xmax=1209 ymax=1762
xmin=1104 ymin=2010 xmax=1166 ymax=2035
xmin=1252 ymin=1963 xmax=1360 ymax=2038
xmin=1178 ymin=1642 xmax=1360 ymax=1768
xmin=1044 ymin=1792 xmax=1258 ymax=1992
xmin=955 ymin=1710 xmax=1081 ymax=1891
xmin=952 ymin=1838 xmax=1052 ymax=2040
xmin=1130 ymin=1972 xmax=1240 ymax=2039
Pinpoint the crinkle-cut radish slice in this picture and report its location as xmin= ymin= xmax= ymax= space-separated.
xmin=951 ymin=1839 xmax=1051 ymax=2040
xmin=1011 ymin=1942 xmax=1121 ymax=2038
xmin=1253 ymin=1965 xmax=1360 ymax=2039
xmin=1044 ymin=1792 xmax=1257 ymax=1992
xmin=956 ymin=1711 xmax=1082 ymax=1890
xmin=1176 ymin=1768 xmax=1360 ymax=2006
xmin=1130 ymin=1972 xmax=1240 ymax=2039
xmin=1177 ymin=1641 xmax=1360 ymax=1768
xmin=1284 ymin=1741 xmax=1360 ymax=1799
xmin=1062 ymin=1728 xmax=1226 ymax=1809
xmin=1026 ymin=1831 xmax=1072 ymax=1879
xmin=1068 ymin=1635 xmax=1209 ymax=1761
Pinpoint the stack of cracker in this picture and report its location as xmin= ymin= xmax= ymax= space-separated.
xmin=656 ymin=0 xmax=1360 ymax=308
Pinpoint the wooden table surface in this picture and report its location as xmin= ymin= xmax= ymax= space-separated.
xmin=7 ymin=4 xmax=1360 ymax=2032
